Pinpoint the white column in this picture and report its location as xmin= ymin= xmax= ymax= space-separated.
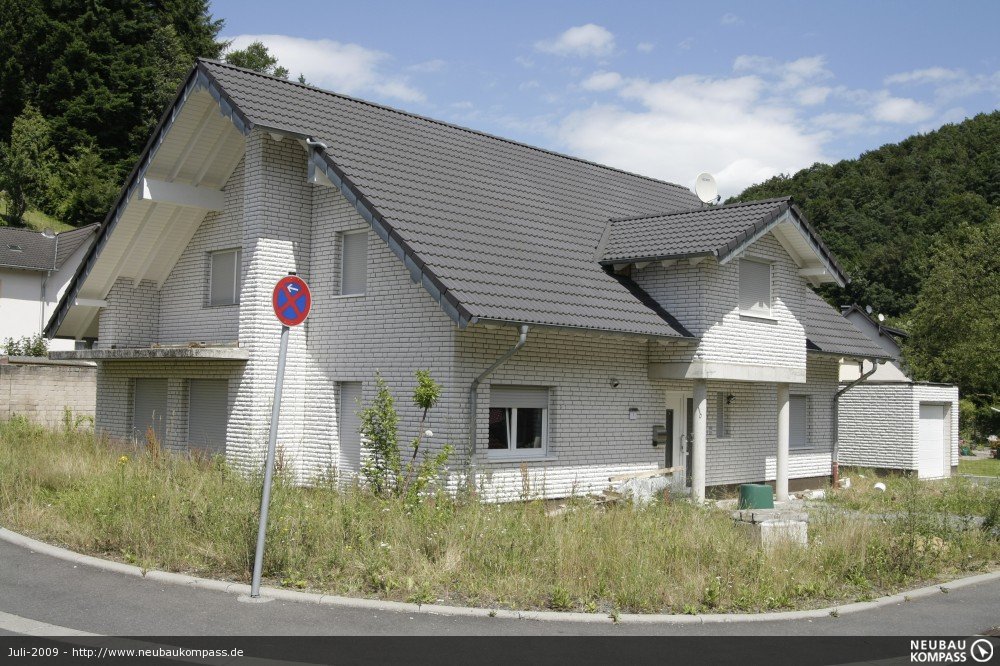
xmin=691 ymin=379 xmax=707 ymax=504
xmin=776 ymin=382 xmax=790 ymax=502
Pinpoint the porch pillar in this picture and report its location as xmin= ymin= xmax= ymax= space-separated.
xmin=776 ymin=382 xmax=790 ymax=502
xmin=691 ymin=379 xmax=707 ymax=504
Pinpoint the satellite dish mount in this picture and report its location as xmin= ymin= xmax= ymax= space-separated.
xmin=695 ymin=172 xmax=720 ymax=205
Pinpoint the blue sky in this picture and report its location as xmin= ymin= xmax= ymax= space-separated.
xmin=210 ymin=0 xmax=1000 ymax=196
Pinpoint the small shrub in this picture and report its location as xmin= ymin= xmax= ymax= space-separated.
xmin=2 ymin=334 xmax=47 ymax=357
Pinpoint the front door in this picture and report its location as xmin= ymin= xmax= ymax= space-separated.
xmin=665 ymin=392 xmax=693 ymax=490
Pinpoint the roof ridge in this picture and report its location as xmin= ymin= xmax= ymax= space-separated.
xmin=609 ymin=196 xmax=792 ymax=223
xmin=197 ymin=58 xmax=694 ymax=194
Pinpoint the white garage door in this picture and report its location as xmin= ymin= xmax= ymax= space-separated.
xmin=339 ymin=382 xmax=363 ymax=476
xmin=918 ymin=404 xmax=947 ymax=479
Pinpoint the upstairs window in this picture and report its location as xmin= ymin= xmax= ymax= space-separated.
xmin=790 ymin=395 xmax=810 ymax=449
xmin=209 ymin=249 xmax=241 ymax=306
xmin=488 ymin=386 xmax=548 ymax=455
xmin=341 ymin=230 xmax=368 ymax=296
xmin=739 ymin=258 xmax=772 ymax=318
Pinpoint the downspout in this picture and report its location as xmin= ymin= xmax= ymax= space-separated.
xmin=832 ymin=358 xmax=881 ymax=485
xmin=468 ymin=325 xmax=529 ymax=460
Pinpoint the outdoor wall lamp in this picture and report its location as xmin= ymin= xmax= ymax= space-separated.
xmin=609 ymin=378 xmax=621 ymax=388
xmin=726 ymin=394 xmax=736 ymax=404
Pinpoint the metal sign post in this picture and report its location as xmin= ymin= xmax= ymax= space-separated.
xmin=251 ymin=273 xmax=312 ymax=599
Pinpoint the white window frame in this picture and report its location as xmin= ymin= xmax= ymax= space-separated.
xmin=487 ymin=387 xmax=550 ymax=459
xmin=339 ymin=229 xmax=368 ymax=297
xmin=739 ymin=257 xmax=773 ymax=319
xmin=715 ymin=392 xmax=731 ymax=439
xmin=789 ymin=394 xmax=811 ymax=450
xmin=208 ymin=248 xmax=241 ymax=306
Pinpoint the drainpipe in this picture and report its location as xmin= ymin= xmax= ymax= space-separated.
xmin=832 ymin=358 xmax=881 ymax=485
xmin=468 ymin=325 xmax=529 ymax=460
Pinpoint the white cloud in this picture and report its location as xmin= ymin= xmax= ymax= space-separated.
xmin=580 ymin=71 xmax=624 ymax=91
xmin=677 ymin=38 xmax=694 ymax=51
xmin=225 ymin=34 xmax=424 ymax=102
xmin=408 ymin=59 xmax=446 ymax=74
xmin=811 ymin=112 xmax=868 ymax=134
xmin=535 ymin=24 xmax=615 ymax=58
xmin=796 ymin=86 xmax=832 ymax=106
xmin=721 ymin=13 xmax=743 ymax=25
xmin=871 ymin=94 xmax=935 ymax=123
xmin=637 ymin=42 xmax=655 ymax=53
xmin=514 ymin=55 xmax=535 ymax=69
xmin=884 ymin=67 xmax=962 ymax=86
xmin=734 ymin=55 xmax=831 ymax=90
xmin=555 ymin=69 xmax=829 ymax=196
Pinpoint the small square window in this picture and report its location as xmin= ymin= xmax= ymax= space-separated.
xmin=739 ymin=258 xmax=772 ymax=317
xmin=487 ymin=386 xmax=549 ymax=456
xmin=209 ymin=249 xmax=241 ymax=306
xmin=341 ymin=230 xmax=368 ymax=296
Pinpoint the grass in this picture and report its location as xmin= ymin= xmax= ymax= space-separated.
xmin=832 ymin=467 xmax=1000 ymax=518
xmin=959 ymin=457 xmax=1000 ymax=477
xmin=0 ymin=195 xmax=74 ymax=233
xmin=1 ymin=418 xmax=997 ymax=615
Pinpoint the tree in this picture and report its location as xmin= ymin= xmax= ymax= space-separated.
xmin=903 ymin=213 xmax=1000 ymax=414
xmin=0 ymin=104 xmax=56 ymax=225
xmin=55 ymin=144 xmax=119 ymax=227
xmin=224 ymin=41 xmax=289 ymax=79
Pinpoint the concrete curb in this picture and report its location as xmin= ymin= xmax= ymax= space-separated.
xmin=2 ymin=526 xmax=998 ymax=625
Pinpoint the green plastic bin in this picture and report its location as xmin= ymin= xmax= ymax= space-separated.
xmin=738 ymin=484 xmax=774 ymax=509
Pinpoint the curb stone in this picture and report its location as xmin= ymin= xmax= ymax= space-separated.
xmin=2 ymin=527 xmax=998 ymax=625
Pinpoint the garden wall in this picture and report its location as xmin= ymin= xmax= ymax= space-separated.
xmin=0 ymin=356 xmax=96 ymax=428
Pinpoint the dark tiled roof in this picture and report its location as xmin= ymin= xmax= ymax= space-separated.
xmin=200 ymin=60 xmax=700 ymax=337
xmin=601 ymin=197 xmax=792 ymax=263
xmin=803 ymin=289 xmax=892 ymax=360
xmin=0 ymin=225 xmax=96 ymax=271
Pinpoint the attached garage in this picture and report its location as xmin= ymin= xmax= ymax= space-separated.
xmin=838 ymin=382 xmax=958 ymax=477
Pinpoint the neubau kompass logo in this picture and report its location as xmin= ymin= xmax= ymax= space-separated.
xmin=910 ymin=638 xmax=995 ymax=663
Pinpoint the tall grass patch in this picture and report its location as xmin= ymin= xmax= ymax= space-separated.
xmin=1 ymin=421 xmax=997 ymax=614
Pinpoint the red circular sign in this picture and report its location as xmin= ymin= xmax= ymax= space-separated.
xmin=272 ymin=275 xmax=312 ymax=326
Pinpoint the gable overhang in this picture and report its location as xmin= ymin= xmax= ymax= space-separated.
xmin=46 ymin=63 xmax=250 ymax=340
xmin=715 ymin=205 xmax=848 ymax=287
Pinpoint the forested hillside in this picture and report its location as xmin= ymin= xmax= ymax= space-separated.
xmin=731 ymin=112 xmax=1000 ymax=317
xmin=733 ymin=113 xmax=1000 ymax=435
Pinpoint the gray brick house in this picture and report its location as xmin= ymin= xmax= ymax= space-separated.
xmin=47 ymin=60 xmax=891 ymax=502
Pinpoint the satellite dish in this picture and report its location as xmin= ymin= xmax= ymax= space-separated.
xmin=865 ymin=305 xmax=873 ymax=315
xmin=694 ymin=172 xmax=718 ymax=204
xmin=877 ymin=313 xmax=885 ymax=322
xmin=41 ymin=227 xmax=55 ymax=239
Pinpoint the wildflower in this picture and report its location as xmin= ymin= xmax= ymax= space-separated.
xmin=117 ymin=455 xmax=129 ymax=466
xmin=424 ymin=430 xmax=433 ymax=438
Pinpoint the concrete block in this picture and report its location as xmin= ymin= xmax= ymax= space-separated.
xmin=737 ymin=519 xmax=808 ymax=550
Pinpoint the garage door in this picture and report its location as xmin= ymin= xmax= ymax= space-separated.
xmin=918 ymin=404 xmax=947 ymax=479
xmin=339 ymin=382 xmax=363 ymax=476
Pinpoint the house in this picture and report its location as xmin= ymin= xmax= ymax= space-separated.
xmin=0 ymin=225 xmax=97 ymax=351
xmin=836 ymin=306 xmax=959 ymax=479
xmin=46 ymin=60 xmax=891 ymax=502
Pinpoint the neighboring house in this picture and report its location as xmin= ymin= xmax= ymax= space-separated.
xmin=836 ymin=306 xmax=959 ymax=479
xmin=46 ymin=60 xmax=891 ymax=502
xmin=0 ymin=225 xmax=98 ymax=352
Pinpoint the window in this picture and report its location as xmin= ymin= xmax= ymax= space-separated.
xmin=209 ymin=249 xmax=241 ymax=306
xmin=789 ymin=395 xmax=809 ymax=449
xmin=739 ymin=258 xmax=772 ymax=318
xmin=341 ymin=230 xmax=368 ymax=296
xmin=715 ymin=392 xmax=730 ymax=438
xmin=133 ymin=378 xmax=167 ymax=444
xmin=488 ymin=386 xmax=548 ymax=455
xmin=188 ymin=379 xmax=229 ymax=453
xmin=338 ymin=382 xmax=363 ymax=474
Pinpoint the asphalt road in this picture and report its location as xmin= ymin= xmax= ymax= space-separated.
xmin=0 ymin=538 xmax=998 ymax=637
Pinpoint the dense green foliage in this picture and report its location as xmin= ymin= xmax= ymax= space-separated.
xmin=732 ymin=112 xmax=1000 ymax=317
xmin=0 ymin=104 xmax=56 ymax=224
xmin=0 ymin=0 xmax=224 ymax=225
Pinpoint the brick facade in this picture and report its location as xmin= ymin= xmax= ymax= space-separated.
xmin=91 ymin=128 xmax=845 ymax=499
